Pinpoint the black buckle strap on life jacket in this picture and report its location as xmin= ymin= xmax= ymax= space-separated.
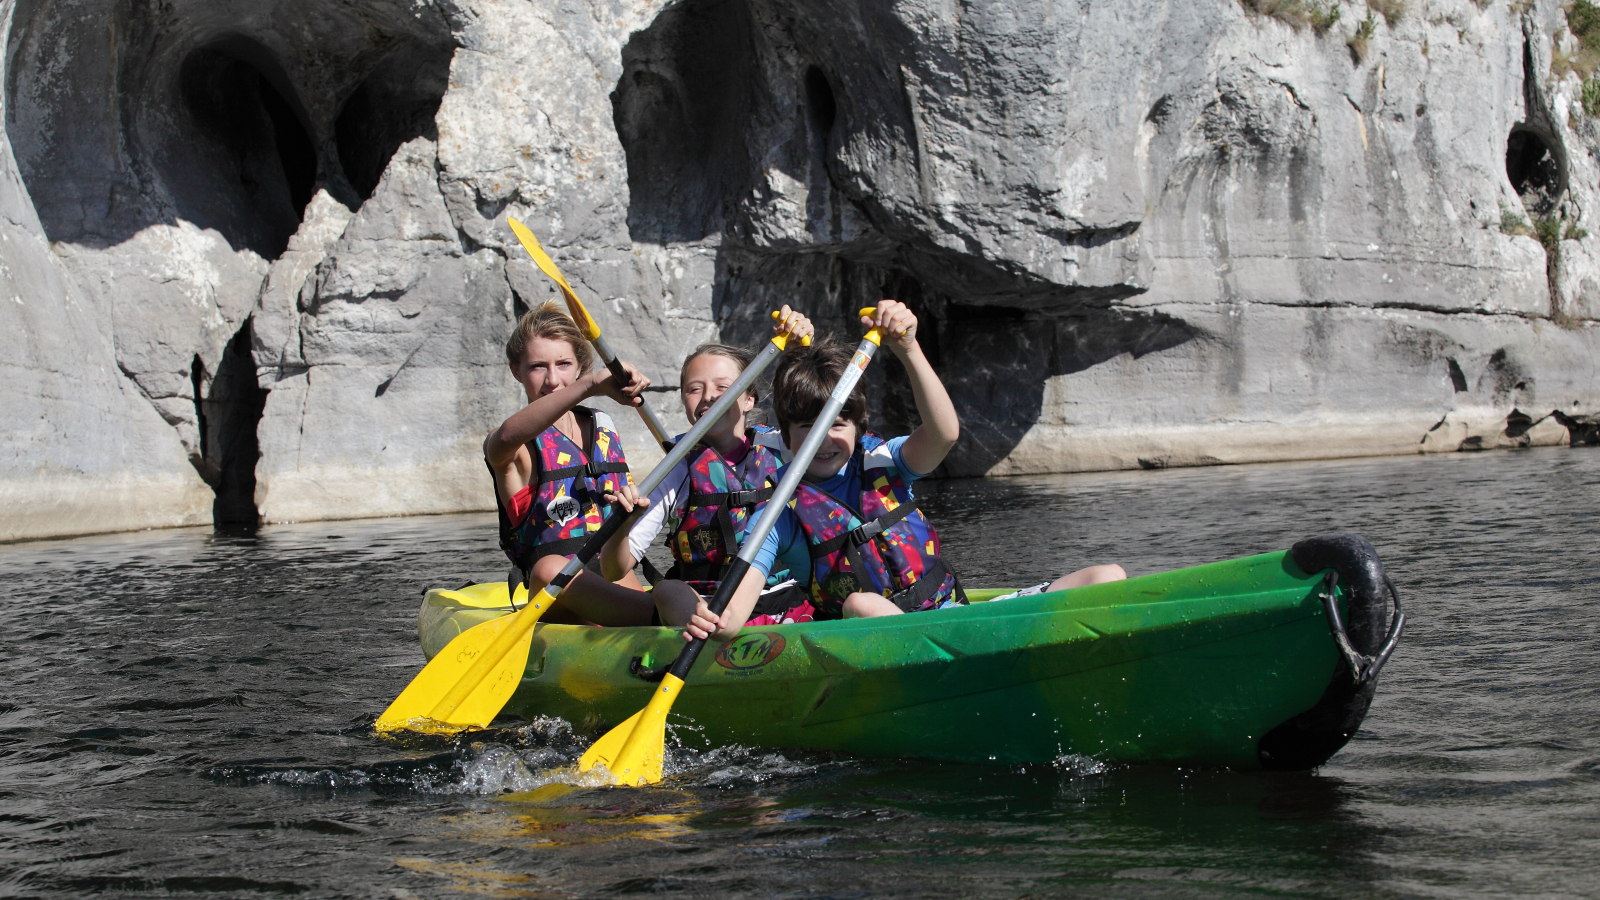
xmin=885 ymin=556 xmax=965 ymax=613
xmin=683 ymin=484 xmax=775 ymax=578
xmin=686 ymin=486 xmax=774 ymax=509
xmin=538 ymin=459 xmax=630 ymax=484
xmin=808 ymin=499 xmax=920 ymax=560
xmin=515 ymin=534 xmax=590 ymax=571
xmin=666 ymin=559 xmax=725 ymax=585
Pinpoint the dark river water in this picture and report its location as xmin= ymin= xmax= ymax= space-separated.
xmin=2 ymin=447 xmax=1598 ymax=899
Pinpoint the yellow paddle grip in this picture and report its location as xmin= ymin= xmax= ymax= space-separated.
xmin=768 ymin=310 xmax=812 ymax=348
xmin=858 ymin=307 xmax=884 ymax=346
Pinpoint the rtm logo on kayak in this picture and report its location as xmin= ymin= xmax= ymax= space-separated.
xmin=714 ymin=633 xmax=785 ymax=674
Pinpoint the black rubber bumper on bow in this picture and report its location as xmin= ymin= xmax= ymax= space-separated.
xmin=1257 ymin=533 xmax=1405 ymax=772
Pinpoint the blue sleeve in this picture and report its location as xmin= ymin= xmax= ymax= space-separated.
xmin=886 ymin=434 xmax=929 ymax=481
xmin=752 ymin=510 xmax=795 ymax=578
xmin=751 ymin=508 xmax=811 ymax=585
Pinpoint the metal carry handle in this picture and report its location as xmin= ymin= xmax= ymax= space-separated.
xmin=1319 ymin=570 xmax=1406 ymax=686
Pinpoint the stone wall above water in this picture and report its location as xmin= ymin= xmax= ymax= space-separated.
xmin=2 ymin=0 xmax=1598 ymax=541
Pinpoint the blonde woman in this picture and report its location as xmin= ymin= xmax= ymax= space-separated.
xmin=485 ymin=301 xmax=655 ymax=625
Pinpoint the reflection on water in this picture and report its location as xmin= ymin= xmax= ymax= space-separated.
xmin=0 ymin=447 xmax=1597 ymax=898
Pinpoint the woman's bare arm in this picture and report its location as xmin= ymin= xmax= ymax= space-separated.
xmin=484 ymin=361 xmax=649 ymax=470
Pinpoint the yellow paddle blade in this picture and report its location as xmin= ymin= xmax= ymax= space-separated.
xmin=506 ymin=217 xmax=602 ymax=341
xmin=578 ymin=673 xmax=684 ymax=786
xmin=374 ymin=589 xmax=554 ymax=733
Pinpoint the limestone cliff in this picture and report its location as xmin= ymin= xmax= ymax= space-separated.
xmin=2 ymin=0 xmax=1597 ymax=541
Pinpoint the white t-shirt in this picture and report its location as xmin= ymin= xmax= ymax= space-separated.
xmin=625 ymin=429 xmax=789 ymax=562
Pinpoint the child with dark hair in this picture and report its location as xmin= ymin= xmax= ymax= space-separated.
xmin=680 ymin=300 xmax=1126 ymax=642
xmin=601 ymin=307 xmax=817 ymax=628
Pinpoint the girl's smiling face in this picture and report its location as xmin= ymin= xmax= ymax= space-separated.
xmin=681 ymin=353 xmax=753 ymax=439
xmin=786 ymin=416 xmax=859 ymax=480
xmin=513 ymin=336 xmax=582 ymax=401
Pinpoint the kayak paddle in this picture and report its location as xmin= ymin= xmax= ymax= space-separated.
xmin=578 ymin=310 xmax=886 ymax=785
xmin=374 ymin=315 xmax=807 ymax=734
xmin=506 ymin=217 xmax=673 ymax=450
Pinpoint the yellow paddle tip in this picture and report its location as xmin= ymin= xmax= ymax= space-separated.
xmin=576 ymin=674 xmax=682 ymax=787
xmin=373 ymin=594 xmax=549 ymax=734
xmin=373 ymin=715 xmax=471 ymax=736
xmin=505 ymin=218 xmax=600 ymax=338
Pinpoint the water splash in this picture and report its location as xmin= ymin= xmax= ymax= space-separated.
xmin=666 ymin=743 xmax=820 ymax=787
xmin=1052 ymin=753 xmax=1113 ymax=777
xmin=206 ymin=716 xmax=820 ymax=796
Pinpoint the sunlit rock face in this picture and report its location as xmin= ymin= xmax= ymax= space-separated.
xmin=2 ymin=0 xmax=1598 ymax=540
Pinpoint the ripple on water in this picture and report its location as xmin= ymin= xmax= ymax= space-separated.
xmin=1 ymin=448 xmax=1598 ymax=898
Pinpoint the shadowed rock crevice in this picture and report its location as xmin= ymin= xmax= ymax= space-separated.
xmin=195 ymin=319 xmax=268 ymax=526
xmin=179 ymin=37 xmax=319 ymax=258
xmin=336 ymin=43 xmax=454 ymax=202
xmin=712 ymin=247 xmax=1194 ymax=475
xmin=7 ymin=0 xmax=458 ymax=257
xmin=1507 ymin=126 xmax=1565 ymax=217
xmin=612 ymin=0 xmax=760 ymax=243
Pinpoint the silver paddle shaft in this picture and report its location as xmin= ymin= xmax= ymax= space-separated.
xmin=551 ymin=337 xmax=787 ymax=583
xmin=590 ymin=331 xmax=672 ymax=449
xmin=733 ymin=333 xmax=881 ymax=567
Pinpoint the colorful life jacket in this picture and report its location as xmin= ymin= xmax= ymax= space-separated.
xmin=493 ymin=407 xmax=630 ymax=574
xmin=789 ymin=434 xmax=964 ymax=619
xmin=666 ymin=425 xmax=788 ymax=593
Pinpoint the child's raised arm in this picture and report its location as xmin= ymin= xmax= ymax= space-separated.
xmin=484 ymin=360 xmax=650 ymax=470
xmin=861 ymin=300 xmax=959 ymax=475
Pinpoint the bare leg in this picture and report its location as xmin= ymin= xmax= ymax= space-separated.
xmin=529 ymin=554 xmax=656 ymax=626
xmin=651 ymin=580 xmax=703 ymax=628
xmin=1046 ymin=564 xmax=1127 ymax=593
xmin=842 ymin=591 xmax=902 ymax=618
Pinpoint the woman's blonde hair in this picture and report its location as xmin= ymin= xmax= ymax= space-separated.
xmin=505 ymin=301 xmax=594 ymax=372
xmin=680 ymin=342 xmax=758 ymax=403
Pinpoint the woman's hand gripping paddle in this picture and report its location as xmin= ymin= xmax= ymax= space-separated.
xmin=373 ymin=315 xmax=808 ymax=734
xmin=578 ymin=310 xmax=885 ymax=785
xmin=506 ymin=217 xmax=673 ymax=450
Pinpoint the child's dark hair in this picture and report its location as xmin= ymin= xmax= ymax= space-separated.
xmin=771 ymin=336 xmax=868 ymax=448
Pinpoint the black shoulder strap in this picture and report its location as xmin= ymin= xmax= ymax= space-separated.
xmin=808 ymin=499 xmax=919 ymax=559
xmin=885 ymin=556 xmax=965 ymax=612
xmin=486 ymin=456 xmax=516 ymax=554
xmin=534 ymin=410 xmax=628 ymax=484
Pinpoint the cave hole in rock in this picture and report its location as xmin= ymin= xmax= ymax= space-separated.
xmin=335 ymin=43 xmax=455 ymax=202
xmin=1506 ymin=126 xmax=1565 ymax=217
xmin=804 ymin=66 xmax=837 ymax=162
xmin=179 ymin=38 xmax=318 ymax=258
xmin=612 ymin=0 xmax=758 ymax=242
xmin=196 ymin=320 xmax=268 ymax=527
xmin=189 ymin=355 xmax=212 ymax=483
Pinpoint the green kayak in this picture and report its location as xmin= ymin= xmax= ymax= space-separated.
xmin=414 ymin=534 xmax=1403 ymax=771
